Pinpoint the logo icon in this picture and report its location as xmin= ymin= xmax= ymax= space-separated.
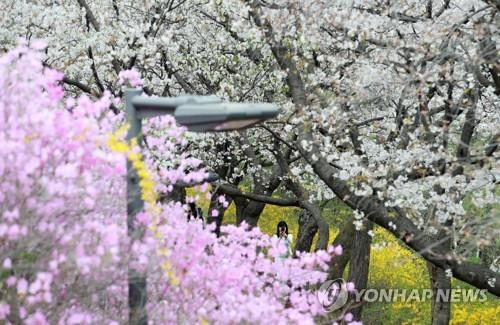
xmin=317 ymin=278 xmax=348 ymax=312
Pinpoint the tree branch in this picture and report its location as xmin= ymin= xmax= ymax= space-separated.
xmin=435 ymin=0 xmax=451 ymax=18
xmin=76 ymin=0 xmax=100 ymax=31
xmin=218 ymin=184 xmax=300 ymax=207
xmin=260 ymin=125 xmax=297 ymax=151
xmin=299 ymin=139 xmax=500 ymax=296
xmin=87 ymin=47 xmax=105 ymax=92
xmin=62 ymin=76 xmax=93 ymax=94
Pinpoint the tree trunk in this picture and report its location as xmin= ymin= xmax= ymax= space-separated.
xmin=426 ymin=216 xmax=452 ymax=325
xmin=347 ymin=221 xmax=373 ymax=320
xmin=207 ymin=187 xmax=232 ymax=237
xmin=159 ymin=185 xmax=186 ymax=204
xmin=427 ymin=261 xmax=451 ymax=325
xmin=295 ymin=210 xmax=318 ymax=253
xmin=327 ymin=216 xmax=355 ymax=280
xmin=231 ymin=172 xmax=282 ymax=228
xmin=233 ymin=196 xmax=247 ymax=225
xmin=237 ymin=201 xmax=267 ymax=227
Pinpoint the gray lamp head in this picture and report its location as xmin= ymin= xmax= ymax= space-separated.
xmin=174 ymin=103 xmax=279 ymax=132
xmin=131 ymin=94 xmax=222 ymax=119
xmin=205 ymin=171 xmax=220 ymax=183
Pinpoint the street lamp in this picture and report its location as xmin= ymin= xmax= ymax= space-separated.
xmin=125 ymin=89 xmax=278 ymax=325
xmin=174 ymin=102 xmax=279 ymax=131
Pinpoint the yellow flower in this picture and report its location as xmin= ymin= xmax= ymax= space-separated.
xmin=107 ymin=128 xmax=181 ymax=287
xmin=23 ymin=133 xmax=39 ymax=143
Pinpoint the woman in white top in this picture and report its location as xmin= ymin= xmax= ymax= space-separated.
xmin=273 ymin=220 xmax=293 ymax=259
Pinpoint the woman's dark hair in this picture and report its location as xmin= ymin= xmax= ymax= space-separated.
xmin=276 ymin=220 xmax=288 ymax=237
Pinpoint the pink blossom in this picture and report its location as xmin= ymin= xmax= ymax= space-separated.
xmin=118 ymin=68 xmax=143 ymax=87
xmin=6 ymin=276 xmax=17 ymax=287
xmin=43 ymin=292 xmax=52 ymax=303
xmin=4 ymin=209 xmax=19 ymax=222
xmin=3 ymin=258 xmax=12 ymax=269
xmin=135 ymin=212 xmax=150 ymax=226
xmin=17 ymin=278 xmax=28 ymax=295
xmin=25 ymin=311 xmax=48 ymax=325
xmin=346 ymin=282 xmax=356 ymax=292
xmin=29 ymin=280 xmax=41 ymax=294
xmin=218 ymin=195 xmax=229 ymax=208
xmin=67 ymin=312 xmax=92 ymax=324
xmin=19 ymin=307 xmax=27 ymax=319
xmin=0 ymin=303 xmax=10 ymax=320
xmin=7 ymin=224 xmax=21 ymax=240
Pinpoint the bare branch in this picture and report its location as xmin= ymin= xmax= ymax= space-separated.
xmin=62 ymin=76 xmax=93 ymax=94
xmin=435 ymin=0 xmax=450 ymax=18
xmin=426 ymin=0 xmax=433 ymax=19
xmin=87 ymin=47 xmax=105 ymax=92
xmin=485 ymin=133 xmax=499 ymax=157
xmin=259 ymin=125 xmax=297 ymax=151
xmin=76 ymin=0 xmax=100 ymax=31
xmin=219 ymin=184 xmax=300 ymax=207
xmin=355 ymin=116 xmax=386 ymax=128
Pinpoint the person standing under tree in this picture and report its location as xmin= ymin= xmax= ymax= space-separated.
xmin=273 ymin=220 xmax=293 ymax=259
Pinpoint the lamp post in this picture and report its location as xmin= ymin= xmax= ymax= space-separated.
xmin=125 ymin=88 xmax=278 ymax=325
